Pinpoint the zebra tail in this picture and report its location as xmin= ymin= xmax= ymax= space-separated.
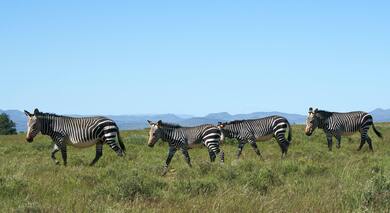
xmin=287 ymin=121 xmax=292 ymax=142
xmin=372 ymin=123 xmax=383 ymax=139
xmin=116 ymin=129 xmax=126 ymax=152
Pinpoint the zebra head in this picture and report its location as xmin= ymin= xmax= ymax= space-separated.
xmin=217 ymin=122 xmax=226 ymax=143
xmin=147 ymin=120 xmax=162 ymax=147
xmin=305 ymin=107 xmax=319 ymax=136
xmin=24 ymin=108 xmax=42 ymax=142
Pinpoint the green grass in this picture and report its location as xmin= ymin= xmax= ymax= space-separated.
xmin=1 ymin=125 xmax=390 ymax=212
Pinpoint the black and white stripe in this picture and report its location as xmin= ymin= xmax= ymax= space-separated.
xmin=305 ymin=108 xmax=382 ymax=151
xmin=24 ymin=109 xmax=125 ymax=166
xmin=147 ymin=120 xmax=224 ymax=175
xmin=218 ymin=116 xmax=292 ymax=158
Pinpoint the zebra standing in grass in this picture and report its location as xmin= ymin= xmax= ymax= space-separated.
xmin=147 ymin=120 xmax=224 ymax=175
xmin=305 ymin=107 xmax=382 ymax=151
xmin=217 ymin=116 xmax=292 ymax=159
xmin=24 ymin=109 xmax=125 ymax=166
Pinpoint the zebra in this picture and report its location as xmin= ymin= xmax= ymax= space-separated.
xmin=24 ymin=108 xmax=126 ymax=166
xmin=217 ymin=116 xmax=292 ymax=159
xmin=305 ymin=107 xmax=383 ymax=151
xmin=147 ymin=120 xmax=224 ymax=175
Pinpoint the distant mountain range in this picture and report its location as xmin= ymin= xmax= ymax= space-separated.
xmin=1 ymin=109 xmax=389 ymax=132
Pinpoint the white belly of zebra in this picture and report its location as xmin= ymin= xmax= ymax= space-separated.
xmin=66 ymin=138 xmax=100 ymax=148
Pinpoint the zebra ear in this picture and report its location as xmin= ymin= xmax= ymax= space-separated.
xmin=147 ymin=120 xmax=153 ymax=125
xmin=308 ymin=107 xmax=313 ymax=113
xmin=34 ymin=108 xmax=40 ymax=114
xmin=24 ymin=110 xmax=32 ymax=117
xmin=157 ymin=120 xmax=162 ymax=126
xmin=314 ymin=108 xmax=318 ymax=113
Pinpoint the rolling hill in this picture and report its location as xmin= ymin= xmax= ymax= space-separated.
xmin=1 ymin=108 xmax=389 ymax=132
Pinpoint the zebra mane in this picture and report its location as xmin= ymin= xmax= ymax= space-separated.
xmin=222 ymin=119 xmax=247 ymax=125
xmin=35 ymin=112 xmax=68 ymax=118
xmin=159 ymin=121 xmax=182 ymax=128
xmin=315 ymin=110 xmax=333 ymax=120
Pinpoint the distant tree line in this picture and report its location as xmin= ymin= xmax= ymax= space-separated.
xmin=0 ymin=113 xmax=17 ymax=135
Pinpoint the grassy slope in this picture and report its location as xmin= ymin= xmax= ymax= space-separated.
xmin=1 ymin=125 xmax=390 ymax=212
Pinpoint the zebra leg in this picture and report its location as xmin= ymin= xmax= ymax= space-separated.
xmin=249 ymin=140 xmax=263 ymax=159
xmin=180 ymin=147 xmax=192 ymax=168
xmin=219 ymin=149 xmax=225 ymax=163
xmin=335 ymin=135 xmax=341 ymax=149
xmin=326 ymin=134 xmax=333 ymax=151
xmin=366 ymin=136 xmax=374 ymax=151
xmin=359 ymin=129 xmax=373 ymax=151
xmin=237 ymin=142 xmax=245 ymax=159
xmin=275 ymin=135 xmax=288 ymax=159
xmin=106 ymin=139 xmax=124 ymax=157
xmin=358 ymin=128 xmax=369 ymax=151
xmin=358 ymin=137 xmax=366 ymax=151
xmin=208 ymin=150 xmax=216 ymax=162
xmin=162 ymin=146 xmax=177 ymax=176
xmin=211 ymin=148 xmax=224 ymax=163
xmin=51 ymin=144 xmax=60 ymax=165
xmin=59 ymin=144 xmax=67 ymax=166
xmin=90 ymin=142 xmax=103 ymax=166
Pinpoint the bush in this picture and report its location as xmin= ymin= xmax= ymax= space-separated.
xmin=114 ymin=171 xmax=166 ymax=201
xmin=0 ymin=113 xmax=16 ymax=135
xmin=198 ymin=161 xmax=214 ymax=175
xmin=301 ymin=162 xmax=328 ymax=176
xmin=362 ymin=172 xmax=390 ymax=211
xmin=243 ymin=168 xmax=283 ymax=195
xmin=0 ymin=177 xmax=29 ymax=198
xmin=280 ymin=161 xmax=300 ymax=176
xmin=173 ymin=178 xmax=218 ymax=196
xmin=217 ymin=166 xmax=238 ymax=181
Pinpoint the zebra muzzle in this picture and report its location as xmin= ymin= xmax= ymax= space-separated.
xmin=26 ymin=137 xmax=33 ymax=142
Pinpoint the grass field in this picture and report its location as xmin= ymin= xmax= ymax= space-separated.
xmin=1 ymin=124 xmax=390 ymax=212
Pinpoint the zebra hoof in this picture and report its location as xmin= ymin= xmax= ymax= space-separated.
xmin=161 ymin=168 xmax=168 ymax=176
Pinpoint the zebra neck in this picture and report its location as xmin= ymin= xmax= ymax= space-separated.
xmin=40 ymin=116 xmax=60 ymax=136
xmin=224 ymin=125 xmax=237 ymax=138
xmin=161 ymin=128 xmax=182 ymax=142
xmin=318 ymin=119 xmax=328 ymax=129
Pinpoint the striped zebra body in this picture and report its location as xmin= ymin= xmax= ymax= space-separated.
xmin=147 ymin=120 xmax=224 ymax=175
xmin=218 ymin=116 xmax=292 ymax=158
xmin=305 ymin=108 xmax=382 ymax=151
xmin=24 ymin=109 xmax=125 ymax=166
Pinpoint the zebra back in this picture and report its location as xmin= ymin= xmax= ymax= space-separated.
xmin=221 ymin=115 xmax=291 ymax=141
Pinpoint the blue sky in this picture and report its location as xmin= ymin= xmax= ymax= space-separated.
xmin=0 ymin=1 xmax=389 ymax=116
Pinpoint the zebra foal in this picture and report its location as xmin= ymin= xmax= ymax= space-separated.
xmin=24 ymin=109 xmax=125 ymax=166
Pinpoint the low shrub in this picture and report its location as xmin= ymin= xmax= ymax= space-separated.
xmin=362 ymin=172 xmax=390 ymax=211
xmin=173 ymin=178 xmax=218 ymax=196
xmin=243 ymin=168 xmax=283 ymax=195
